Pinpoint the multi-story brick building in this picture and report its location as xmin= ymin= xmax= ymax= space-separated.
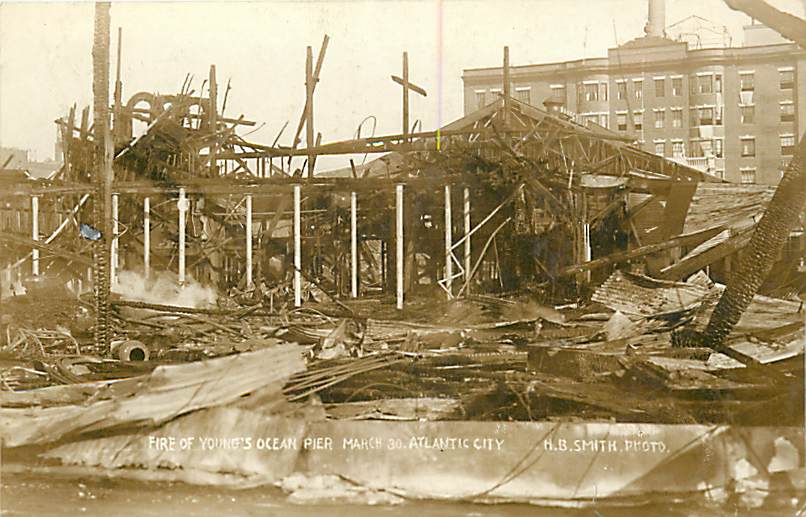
xmin=461 ymin=4 xmax=806 ymax=185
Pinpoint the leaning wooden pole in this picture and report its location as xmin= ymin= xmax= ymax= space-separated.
xmin=92 ymin=1 xmax=113 ymax=349
xmin=700 ymin=136 xmax=806 ymax=350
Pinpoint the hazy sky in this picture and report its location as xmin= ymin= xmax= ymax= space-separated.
xmin=1 ymin=0 xmax=803 ymax=170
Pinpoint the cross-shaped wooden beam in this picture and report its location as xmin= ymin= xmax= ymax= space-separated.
xmin=391 ymin=51 xmax=427 ymax=143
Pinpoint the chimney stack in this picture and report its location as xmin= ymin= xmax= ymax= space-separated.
xmin=644 ymin=0 xmax=666 ymax=38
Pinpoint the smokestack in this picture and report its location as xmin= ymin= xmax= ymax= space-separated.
xmin=645 ymin=0 xmax=666 ymax=38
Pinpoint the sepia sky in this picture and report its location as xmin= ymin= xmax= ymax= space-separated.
xmin=0 ymin=0 xmax=804 ymax=170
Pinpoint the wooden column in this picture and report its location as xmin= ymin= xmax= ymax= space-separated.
xmin=178 ymin=187 xmax=187 ymax=286
xmin=111 ymin=193 xmax=118 ymax=284
xmin=245 ymin=194 xmax=253 ymax=288
xmin=305 ymin=46 xmax=315 ymax=180
xmin=350 ymin=191 xmax=358 ymax=298
xmin=209 ymin=65 xmax=218 ymax=175
xmin=503 ymin=46 xmax=511 ymax=127
xmin=293 ymin=184 xmax=302 ymax=307
xmin=143 ymin=196 xmax=150 ymax=279
xmin=464 ymin=187 xmax=471 ymax=294
xmin=396 ymin=184 xmax=404 ymax=310
xmin=31 ymin=196 xmax=39 ymax=276
xmin=444 ymin=184 xmax=452 ymax=298
xmin=403 ymin=51 xmax=409 ymax=141
xmin=113 ymin=26 xmax=123 ymax=143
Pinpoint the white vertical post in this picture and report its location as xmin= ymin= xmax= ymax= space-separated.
xmin=31 ymin=196 xmax=39 ymax=276
xmin=178 ymin=187 xmax=187 ymax=286
xmin=245 ymin=194 xmax=253 ymax=288
xmin=395 ymin=184 xmax=404 ymax=310
xmin=463 ymin=187 xmax=471 ymax=294
xmin=350 ymin=191 xmax=358 ymax=298
xmin=444 ymin=184 xmax=452 ymax=298
xmin=293 ymin=184 xmax=302 ymax=307
xmin=583 ymin=222 xmax=591 ymax=283
xmin=143 ymin=196 xmax=150 ymax=279
xmin=111 ymin=193 xmax=119 ymax=285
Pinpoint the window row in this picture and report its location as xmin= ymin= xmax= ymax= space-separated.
xmin=652 ymin=135 xmax=794 ymax=159
xmin=740 ymin=135 xmax=796 ymax=157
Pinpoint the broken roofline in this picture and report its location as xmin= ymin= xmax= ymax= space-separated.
xmin=222 ymin=97 xmax=711 ymax=180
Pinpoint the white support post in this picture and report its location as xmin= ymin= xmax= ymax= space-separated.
xmin=143 ymin=196 xmax=150 ymax=279
xmin=583 ymin=222 xmax=591 ymax=283
xmin=111 ymin=193 xmax=119 ymax=285
xmin=245 ymin=194 xmax=253 ymax=288
xmin=444 ymin=185 xmax=452 ymax=298
xmin=178 ymin=187 xmax=187 ymax=286
xmin=350 ymin=191 xmax=358 ymax=298
xmin=464 ymin=187 xmax=471 ymax=294
xmin=293 ymin=184 xmax=302 ymax=307
xmin=396 ymin=184 xmax=404 ymax=310
xmin=31 ymin=196 xmax=39 ymax=276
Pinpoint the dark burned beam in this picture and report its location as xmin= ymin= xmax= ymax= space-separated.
xmin=0 ymin=233 xmax=93 ymax=266
xmin=559 ymin=226 xmax=724 ymax=276
xmin=658 ymin=227 xmax=754 ymax=281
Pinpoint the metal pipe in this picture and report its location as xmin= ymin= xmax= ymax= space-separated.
xmin=396 ymin=184 xmax=404 ymax=310
xmin=31 ymin=196 xmax=39 ymax=276
xmin=111 ymin=193 xmax=118 ymax=284
xmin=293 ymin=184 xmax=302 ymax=307
xmin=178 ymin=187 xmax=187 ymax=286
xmin=143 ymin=196 xmax=150 ymax=279
xmin=245 ymin=194 xmax=253 ymax=288
xmin=464 ymin=187 xmax=471 ymax=294
xmin=444 ymin=184 xmax=452 ymax=298
xmin=351 ymin=191 xmax=358 ymax=298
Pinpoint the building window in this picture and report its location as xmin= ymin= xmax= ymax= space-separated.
xmin=581 ymin=113 xmax=599 ymax=127
xmin=600 ymin=82 xmax=608 ymax=102
xmin=616 ymin=112 xmax=627 ymax=131
xmin=672 ymin=140 xmax=685 ymax=157
xmin=633 ymin=80 xmax=643 ymax=101
xmin=740 ymin=137 xmax=756 ymax=157
xmin=741 ymin=105 xmax=755 ymax=124
xmin=740 ymin=72 xmax=754 ymax=92
xmin=582 ymin=83 xmax=599 ymax=102
xmin=740 ymin=168 xmax=756 ymax=184
xmin=654 ymin=141 xmax=665 ymax=156
xmin=780 ymin=69 xmax=794 ymax=90
xmin=476 ymin=91 xmax=486 ymax=109
xmin=550 ymin=84 xmax=566 ymax=99
xmin=617 ymin=81 xmax=626 ymax=100
xmin=515 ymin=88 xmax=531 ymax=105
xmin=689 ymin=140 xmax=705 ymax=158
xmin=672 ymin=77 xmax=683 ymax=96
xmin=715 ymin=74 xmax=722 ymax=94
xmin=654 ymin=109 xmax=665 ymax=129
xmin=715 ymin=106 xmax=723 ymax=126
xmin=655 ymin=78 xmax=665 ymax=97
xmin=699 ymin=107 xmax=714 ymax=126
xmin=698 ymin=74 xmax=713 ymax=94
xmin=780 ymin=102 xmax=795 ymax=123
xmin=781 ymin=134 xmax=796 ymax=156
xmin=714 ymin=138 xmax=724 ymax=158
xmin=633 ymin=111 xmax=643 ymax=130
xmin=599 ymin=114 xmax=609 ymax=128
xmin=672 ymin=108 xmax=683 ymax=128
